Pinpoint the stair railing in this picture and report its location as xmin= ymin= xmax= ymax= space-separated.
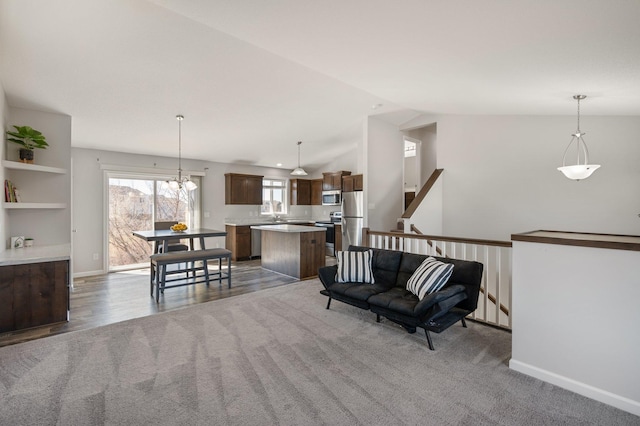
xmin=362 ymin=227 xmax=513 ymax=330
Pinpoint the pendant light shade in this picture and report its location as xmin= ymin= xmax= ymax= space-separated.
xmin=557 ymin=95 xmax=600 ymax=181
xmin=166 ymin=114 xmax=198 ymax=191
xmin=290 ymin=141 xmax=308 ymax=176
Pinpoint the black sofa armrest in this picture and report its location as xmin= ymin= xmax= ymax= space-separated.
xmin=412 ymin=284 xmax=466 ymax=317
xmin=318 ymin=265 xmax=338 ymax=290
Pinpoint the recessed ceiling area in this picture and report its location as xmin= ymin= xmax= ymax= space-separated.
xmin=1 ymin=0 xmax=639 ymax=170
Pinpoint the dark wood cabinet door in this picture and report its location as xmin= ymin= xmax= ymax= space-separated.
xmin=342 ymin=176 xmax=354 ymax=192
xmin=225 ymin=173 xmax=264 ymax=205
xmin=299 ymin=231 xmax=326 ymax=279
xmin=0 ymin=260 xmax=69 ymax=333
xmin=226 ymin=225 xmax=252 ymax=261
xmin=323 ymin=171 xmax=351 ymax=191
xmin=290 ymin=179 xmax=311 ymax=205
xmin=245 ymin=176 xmax=263 ymax=205
xmin=311 ymin=179 xmax=323 ymax=205
xmin=353 ymin=174 xmax=363 ymax=191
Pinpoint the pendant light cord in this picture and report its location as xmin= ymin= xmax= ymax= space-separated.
xmin=177 ymin=114 xmax=184 ymax=180
xmin=576 ymin=96 xmax=581 ymax=134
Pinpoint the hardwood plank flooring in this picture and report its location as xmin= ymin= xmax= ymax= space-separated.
xmin=0 ymin=258 xmax=335 ymax=347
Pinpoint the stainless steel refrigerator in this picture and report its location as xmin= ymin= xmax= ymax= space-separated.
xmin=341 ymin=191 xmax=364 ymax=249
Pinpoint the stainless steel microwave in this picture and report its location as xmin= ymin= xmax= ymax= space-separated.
xmin=322 ymin=190 xmax=341 ymax=206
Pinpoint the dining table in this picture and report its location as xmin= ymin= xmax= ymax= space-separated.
xmin=132 ymin=227 xmax=227 ymax=253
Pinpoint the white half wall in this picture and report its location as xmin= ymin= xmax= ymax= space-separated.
xmin=511 ymin=239 xmax=640 ymax=416
xmin=408 ymin=177 xmax=443 ymax=235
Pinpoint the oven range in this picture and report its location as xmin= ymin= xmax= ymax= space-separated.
xmin=314 ymin=211 xmax=341 ymax=256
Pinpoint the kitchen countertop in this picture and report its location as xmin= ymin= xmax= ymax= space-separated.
xmin=251 ymin=224 xmax=325 ymax=233
xmin=0 ymin=244 xmax=71 ymax=266
xmin=225 ymin=219 xmax=316 ymax=226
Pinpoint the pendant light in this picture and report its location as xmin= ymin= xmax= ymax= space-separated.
xmin=290 ymin=141 xmax=308 ymax=176
xmin=557 ymin=95 xmax=601 ymax=180
xmin=166 ymin=114 xmax=197 ymax=191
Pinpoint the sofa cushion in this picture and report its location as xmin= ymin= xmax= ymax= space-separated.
xmin=327 ymin=282 xmax=390 ymax=302
xmin=336 ymin=249 xmax=374 ymax=284
xmin=367 ymin=287 xmax=420 ymax=316
xmin=406 ymin=257 xmax=454 ymax=300
xmin=349 ymin=246 xmax=403 ymax=287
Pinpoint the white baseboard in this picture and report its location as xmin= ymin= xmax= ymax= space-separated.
xmin=73 ymin=269 xmax=106 ymax=279
xmin=509 ymin=359 xmax=640 ymax=417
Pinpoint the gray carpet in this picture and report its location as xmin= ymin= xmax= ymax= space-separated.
xmin=0 ymin=280 xmax=637 ymax=426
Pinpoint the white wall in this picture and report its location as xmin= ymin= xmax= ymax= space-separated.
xmin=369 ymin=114 xmax=640 ymax=242
xmin=0 ymin=82 xmax=7 ymax=249
xmin=437 ymin=115 xmax=640 ymax=241
xmin=365 ymin=116 xmax=404 ymax=231
xmin=403 ymin=155 xmax=416 ymax=191
xmin=6 ymin=108 xmax=71 ymax=247
xmin=406 ymin=123 xmax=438 ymax=188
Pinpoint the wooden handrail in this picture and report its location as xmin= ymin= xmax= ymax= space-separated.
xmin=479 ymin=287 xmax=510 ymax=316
xmin=363 ymin=228 xmax=512 ymax=248
xmin=410 ymin=225 xmax=444 ymax=256
xmin=402 ymin=168 xmax=443 ymax=218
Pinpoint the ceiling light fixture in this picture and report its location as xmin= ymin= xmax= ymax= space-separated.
xmin=166 ymin=115 xmax=197 ymax=191
xmin=290 ymin=141 xmax=308 ymax=176
xmin=557 ymin=95 xmax=601 ymax=181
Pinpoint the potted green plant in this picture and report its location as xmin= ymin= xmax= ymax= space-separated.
xmin=5 ymin=125 xmax=49 ymax=163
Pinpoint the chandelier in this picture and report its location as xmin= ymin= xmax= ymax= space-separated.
xmin=166 ymin=114 xmax=197 ymax=191
xmin=557 ymin=95 xmax=601 ymax=180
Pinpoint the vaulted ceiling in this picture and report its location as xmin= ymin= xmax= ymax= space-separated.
xmin=1 ymin=0 xmax=639 ymax=170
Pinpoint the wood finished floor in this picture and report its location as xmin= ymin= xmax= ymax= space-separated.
xmin=0 ymin=258 xmax=335 ymax=348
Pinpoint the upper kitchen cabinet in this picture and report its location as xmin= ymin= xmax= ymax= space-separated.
xmin=225 ymin=173 xmax=263 ymax=205
xmin=311 ymin=178 xmax=323 ymax=205
xmin=290 ymin=178 xmax=311 ymax=205
xmin=342 ymin=174 xmax=363 ymax=192
xmin=322 ymin=171 xmax=351 ymax=191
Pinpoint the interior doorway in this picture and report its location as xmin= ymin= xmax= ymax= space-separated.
xmin=403 ymin=136 xmax=421 ymax=210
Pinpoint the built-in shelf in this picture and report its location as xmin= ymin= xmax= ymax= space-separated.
xmin=2 ymin=160 xmax=67 ymax=174
xmin=3 ymin=202 xmax=67 ymax=209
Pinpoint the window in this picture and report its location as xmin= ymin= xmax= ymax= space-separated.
xmin=261 ymin=178 xmax=287 ymax=215
xmin=107 ymin=174 xmax=201 ymax=270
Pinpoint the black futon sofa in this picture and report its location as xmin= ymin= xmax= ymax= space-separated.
xmin=318 ymin=246 xmax=483 ymax=350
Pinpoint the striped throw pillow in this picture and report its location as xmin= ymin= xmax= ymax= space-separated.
xmin=406 ymin=257 xmax=454 ymax=300
xmin=335 ymin=250 xmax=375 ymax=284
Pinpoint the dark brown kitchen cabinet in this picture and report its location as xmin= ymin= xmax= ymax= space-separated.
xmin=322 ymin=171 xmax=351 ymax=191
xmin=334 ymin=223 xmax=342 ymax=253
xmin=290 ymin=179 xmax=311 ymax=205
xmin=226 ymin=225 xmax=252 ymax=261
xmin=311 ymin=179 xmax=323 ymax=205
xmin=225 ymin=173 xmax=264 ymax=205
xmin=0 ymin=260 xmax=69 ymax=333
xmin=342 ymin=174 xmax=363 ymax=192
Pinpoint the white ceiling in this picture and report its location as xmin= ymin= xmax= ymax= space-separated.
xmin=1 ymin=0 xmax=639 ymax=170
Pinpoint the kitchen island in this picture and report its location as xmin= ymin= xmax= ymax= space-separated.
xmin=251 ymin=224 xmax=326 ymax=279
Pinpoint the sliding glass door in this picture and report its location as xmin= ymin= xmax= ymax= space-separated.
xmin=107 ymin=174 xmax=200 ymax=271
